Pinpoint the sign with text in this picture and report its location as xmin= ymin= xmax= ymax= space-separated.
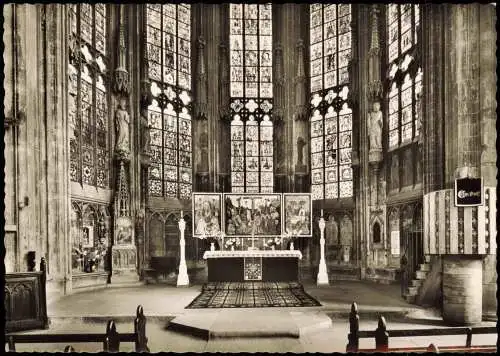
xmin=390 ymin=231 xmax=400 ymax=256
xmin=455 ymin=177 xmax=483 ymax=207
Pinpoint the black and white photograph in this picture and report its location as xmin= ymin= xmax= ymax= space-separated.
xmin=3 ymin=2 xmax=497 ymax=353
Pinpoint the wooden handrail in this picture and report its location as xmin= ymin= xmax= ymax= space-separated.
xmin=4 ymin=333 xmax=136 ymax=343
xmin=346 ymin=302 xmax=497 ymax=353
xmin=357 ymin=326 xmax=497 ymax=338
xmin=5 ymin=305 xmax=148 ymax=353
xmin=358 ymin=345 xmax=497 ymax=353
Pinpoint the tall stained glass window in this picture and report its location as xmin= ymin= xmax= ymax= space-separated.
xmin=386 ymin=4 xmax=422 ymax=149
xmin=310 ymin=4 xmax=353 ymax=200
xmin=146 ymin=4 xmax=192 ymax=199
xmin=230 ymin=4 xmax=274 ymax=193
xmin=68 ymin=4 xmax=109 ymax=188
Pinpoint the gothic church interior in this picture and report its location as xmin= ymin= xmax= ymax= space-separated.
xmin=3 ymin=3 xmax=497 ymax=346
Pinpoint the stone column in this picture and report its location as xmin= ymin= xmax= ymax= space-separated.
xmin=194 ymin=36 xmax=210 ymax=191
xmin=293 ymin=39 xmax=309 ymax=192
xmin=477 ymin=4 xmax=497 ymax=321
xmin=275 ymin=4 xmax=308 ymax=192
xmin=111 ymin=5 xmax=137 ymax=283
xmin=44 ymin=4 xmax=72 ymax=295
xmin=424 ymin=4 xmax=497 ymax=325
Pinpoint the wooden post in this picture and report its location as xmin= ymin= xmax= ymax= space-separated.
xmin=375 ymin=315 xmax=389 ymax=351
xmin=346 ymin=302 xmax=360 ymax=352
xmin=427 ymin=343 xmax=439 ymax=353
xmin=103 ymin=320 xmax=120 ymax=352
xmin=134 ymin=305 xmax=149 ymax=352
xmin=8 ymin=336 xmax=16 ymax=352
xmin=465 ymin=327 xmax=472 ymax=348
xmin=40 ymin=257 xmax=49 ymax=329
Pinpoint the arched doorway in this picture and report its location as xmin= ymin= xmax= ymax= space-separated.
xmin=400 ymin=202 xmax=423 ymax=290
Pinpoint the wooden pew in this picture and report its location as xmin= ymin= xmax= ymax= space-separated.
xmin=5 ymin=305 xmax=149 ymax=353
xmin=346 ymin=302 xmax=497 ymax=353
xmin=143 ymin=256 xmax=178 ymax=283
xmin=5 ymin=258 xmax=48 ymax=333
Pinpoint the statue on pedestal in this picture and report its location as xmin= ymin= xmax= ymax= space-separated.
xmin=368 ymin=101 xmax=383 ymax=151
xmin=140 ymin=110 xmax=151 ymax=155
xmin=115 ymin=98 xmax=130 ymax=158
xmin=296 ymin=136 xmax=307 ymax=172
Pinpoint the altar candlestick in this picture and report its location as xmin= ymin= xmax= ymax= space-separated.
xmin=177 ymin=213 xmax=189 ymax=287
xmin=317 ymin=213 xmax=329 ymax=286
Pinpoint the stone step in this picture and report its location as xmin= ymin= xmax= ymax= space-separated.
xmin=411 ymin=279 xmax=423 ymax=288
xmin=424 ymin=255 xmax=431 ymax=263
xmin=406 ymin=286 xmax=419 ymax=296
xmin=419 ymin=263 xmax=431 ymax=272
xmin=415 ymin=270 xmax=428 ymax=280
xmin=404 ymin=294 xmax=416 ymax=304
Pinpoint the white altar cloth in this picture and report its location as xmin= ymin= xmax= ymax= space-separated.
xmin=203 ymin=250 xmax=302 ymax=260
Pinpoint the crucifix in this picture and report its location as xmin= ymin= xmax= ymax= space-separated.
xmin=249 ymin=220 xmax=259 ymax=250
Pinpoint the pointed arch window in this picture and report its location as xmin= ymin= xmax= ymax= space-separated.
xmin=146 ymin=4 xmax=193 ymax=199
xmin=386 ymin=4 xmax=422 ymax=149
xmin=309 ymin=4 xmax=353 ymax=200
xmin=229 ymin=3 xmax=274 ymax=193
xmin=68 ymin=4 xmax=110 ymax=188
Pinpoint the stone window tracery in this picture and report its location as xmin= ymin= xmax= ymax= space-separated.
xmin=68 ymin=4 xmax=110 ymax=188
xmin=230 ymin=4 xmax=274 ymax=193
xmin=309 ymin=4 xmax=353 ymax=200
xmin=386 ymin=4 xmax=422 ymax=149
xmin=146 ymin=4 xmax=193 ymax=199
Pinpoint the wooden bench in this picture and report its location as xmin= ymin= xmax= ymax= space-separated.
xmin=5 ymin=258 xmax=48 ymax=333
xmin=143 ymin=256 xmax=178 ymax=283
xmin=5 ymin=305 xmax=149 ymax=352
xmin=346 ymin=302 xmax=497 ymax=353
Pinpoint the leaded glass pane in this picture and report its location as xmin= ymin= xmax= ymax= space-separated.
xmin=339 ymin=181 xmax=353 ymax=198
xmin=311 ymin=137 xmax=323 ymax=153
xmin=389 ymin=130 xmax=398 ymax=147
xmin=312 ymin=185 xmax=324 ymax=200
xmin=402 ymin=123 xmax=412 ymax=142
xmin=312 ymin=153 xmax=323 ymax=169
xmin=165 ymin=181 xmax=178 ymax=197
xmin=325 ymin=183 xmax=338 ymax=199
xmin=325 ymin=167 xmax=337 ymax=183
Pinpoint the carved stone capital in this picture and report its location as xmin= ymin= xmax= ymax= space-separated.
xmin=113 ymin=67 xmax=130 ymax=96
xmin=369 ymin=149 xmax=383 ymax=164
xmin=367 ymin=81 xmax=383 ymax=102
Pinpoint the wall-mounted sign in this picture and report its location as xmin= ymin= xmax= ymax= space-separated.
xmin=455 ymin=177 xmax=483 ymax=207
xmin=390 ymin=231 xmax=400 ymax=256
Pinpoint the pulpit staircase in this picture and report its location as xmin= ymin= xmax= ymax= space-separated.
xmin=403 ymin=255 xmax=431 ymax=304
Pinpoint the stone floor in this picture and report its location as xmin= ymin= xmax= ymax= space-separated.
xmin=9 ymin=280 xmax=497 ymax=353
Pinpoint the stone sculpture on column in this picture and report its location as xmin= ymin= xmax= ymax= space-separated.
xmin=368 ymin=101 xmax=383 ymax=151
xmin=115 ymin=98 xmax=130 ymax=159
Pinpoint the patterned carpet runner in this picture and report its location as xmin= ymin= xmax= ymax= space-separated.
xmin=186 ymin=282 xmax=321 ymax=309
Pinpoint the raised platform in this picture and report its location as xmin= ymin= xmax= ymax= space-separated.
xmin=167 ymin=308 xmax=332 ymax=339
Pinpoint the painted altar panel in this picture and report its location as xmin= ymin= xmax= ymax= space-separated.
xmin=283 ymin=194 xmax=312 ymax=237
xmin=223 ymin=193 xmax=282 ymax=236
xmin=192 ymin=193 xmax=223 ymax=237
